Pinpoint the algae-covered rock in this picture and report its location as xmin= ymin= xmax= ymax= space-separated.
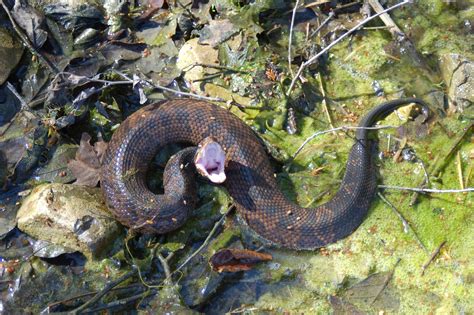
xmin=439 ymin=54 xmax=474 ymax=114
xmin=0 ymin=27 xmax=24 ymax=85
xmin=17 ymin=183 xmax=122 ymax=259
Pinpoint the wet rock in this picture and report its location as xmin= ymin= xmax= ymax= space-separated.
xmin=16 ymin=183 xmax=122 ymax=259
xmin=439 ymin=54 xmax=474 ymax=114
xmin=0 ymin=27 xmax=24 ymax=85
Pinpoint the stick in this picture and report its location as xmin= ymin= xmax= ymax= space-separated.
xmin=371 ymin=258 xmax=401 ymax=305
xmin=291 ymin=125 xmax=397 ymax=160
xmin=316 ymin=73 xmax=335 ymax=130
xmin=288 ymin=0 xmax=301 ymax=78
xmin=456 ymin=151 xmax=464 ymax=190
xmin=70 ymin=268 xmax=137 ymax=314
xmin=379 ymin=185 xmax=474 ymax=193
xmin=113 ymin=70 xmax=226 ymax=102
xmin=421 ymin=241 xmax=446 ymax=276
xmin=309 ymin=11 xmax=335 ymax=39
xmin=368 ymin=0 xmax=404 ymax=39
xmin=286 ymin=0 xmax=412 ymax=96
xmin=377 ymin=192 xmax=427 ymax=251
xmin=167 ymin=204 xmax=235 ymax=280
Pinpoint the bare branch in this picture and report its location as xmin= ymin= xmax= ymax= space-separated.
xmin=291 ymin=125 xmax=397 ymax=160
xmin=379 ymin=185 xmax=474 ymax=193
xmin=288 ymin=0 xmax=301 ymax=78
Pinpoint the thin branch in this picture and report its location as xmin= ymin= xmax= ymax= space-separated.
xmin=316 ymin=73 xmax=334 ymax=130
xmin=288 ymin=0 xmax=300 ymax=78
xmin=377 ymin=192 xmax=426 ymax=251
xmin=291 ymin=125 xmax=396 ymax=160
xmin=81 ymin=290 xmax=155 ymax=314
xmin=6 ymin=82 xmax=27 ymax=110
xmin=70 ymin=268 xmax=137 ymax=314
xmin=167 ymin=204 xmax=235 ymax=280
xmin=421 ymin=240 xmax=446 ymax=276
xmin=184 ymin=62 xmax=248 ymax=74
xmin=371 ymin=258 xmax=401 ymax=305
xmin=286 ymin=0 xmax=412 ymax=96
xmin=113 ymin=70 xmax=226 ymax=102
xmin=379 ymin=185 xmax=474 ymax=193
xmin=1 ymin=0 xmax=59 ymax=74
xmin=411 ymin=123 xmax=473 ymax=204
xmin=309 ymin=11 xmax=335 ymax=39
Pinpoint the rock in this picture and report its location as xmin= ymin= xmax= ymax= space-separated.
xmin=16 ymin=183 xmax=122 ymax=259
xmin=439 ymin=54 xmax=474 ymax=114
xmin=176 ymin=38 xmax=219 ymax=91
xmin=0 ymin=27 xmax=24 ymax=85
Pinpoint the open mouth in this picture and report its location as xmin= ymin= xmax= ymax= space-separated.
xmin=194 ymin=139 xmax=226 ymax=184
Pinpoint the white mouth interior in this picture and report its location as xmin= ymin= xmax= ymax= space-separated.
xmin=195 ymin=141 xmax=226 ymax=184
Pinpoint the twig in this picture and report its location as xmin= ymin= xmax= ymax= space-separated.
xmin=379 ymin=185 xmax=474 ymax=193
xmin=368 ymin=0 xmax=404 ymax=40
xmin=47 ymin=284 xmax=143 ymax=311
xmin=371 ymin=258 xmax=401 ymax=305
xmin=316 ymin=73 xmax=335 ymax=130
xmin=291 ymin=125 xmax=397 ymax=160
xmin=113 ymin=70 xmax=226 ymax=102
xmin=1 ymin=0 xmax=59 ymax=74
xmin=70 ymin=268 xmax=137 ymax=314
xmin=6 ymin=82 xmax=27 ymax=110
xmin=167 ymin=204 xmax=235 ymax=280
xmin=183 ymin=63 xmax=248 ymax=74
xmin=286 ymin=0 xmax=412 ymax=96
xmin=156 ymin=251 xmax=174 ymax=280
xmin=377 ymin=192 xmax=426 ymax=251
xmin=309 ymin=11 xmax=335 ymax=39
xmin=411 ymin=123 xmax=473 ymax=204
xmin=81 ymin=290 xmax=155 ymax=314
xmin=421 ymin=241 xmax=446 ymax=276
xmin=456 ymin=151 xmax=464 ymax=190
xmin=304 ymin=0 xmax=331 ymax=8
xmin=288 ymin=0 xmax=300 ymax=78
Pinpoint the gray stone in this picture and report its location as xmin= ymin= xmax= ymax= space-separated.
xmin=17 ymin=183 xmax=122 ymax=259
xmin=439 ymin=54 xmax=474 ymax=114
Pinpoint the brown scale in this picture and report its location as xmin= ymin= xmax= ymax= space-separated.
xmin=101 ymin=98 xmax=429 ymax=250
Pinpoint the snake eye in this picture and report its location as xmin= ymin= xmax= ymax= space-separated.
xmin=194 ymin=138 xmax=226 ymax=184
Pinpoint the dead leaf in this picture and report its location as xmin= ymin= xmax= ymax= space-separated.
xmin=12 ymin=1 xmax=48 ymax=48
xmin=198 ymin=19 xmax=239 ymax=48
xmin=209 ymin=248 xmax=272 ymax=273
xmin=329 ymin=296 xmax=364 ymax=315
xmin=67 ymin=133 xmax=107 ymax=186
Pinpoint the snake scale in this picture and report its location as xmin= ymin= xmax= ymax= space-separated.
xmin=101 ymin=98 xmax=428 ymax=250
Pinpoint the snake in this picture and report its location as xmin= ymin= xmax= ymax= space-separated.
xmin=101 ymin=98 xmax=428 ymax=250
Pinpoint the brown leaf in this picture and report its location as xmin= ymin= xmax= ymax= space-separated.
xmin=209 ymin=248 xmax=272 ymax=273
xmin=67 ymin=133 xmax=108 ymax=186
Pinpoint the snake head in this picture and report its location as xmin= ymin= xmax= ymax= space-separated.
xmin=194 ymin=137 xmax=226 ymax=184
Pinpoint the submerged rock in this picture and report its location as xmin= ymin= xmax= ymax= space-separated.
xmin=16 ymin=183 xmax=122 ymax=259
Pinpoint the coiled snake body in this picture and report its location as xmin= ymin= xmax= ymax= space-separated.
xmin=101 ymin=98 xmax=428 ymax=250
